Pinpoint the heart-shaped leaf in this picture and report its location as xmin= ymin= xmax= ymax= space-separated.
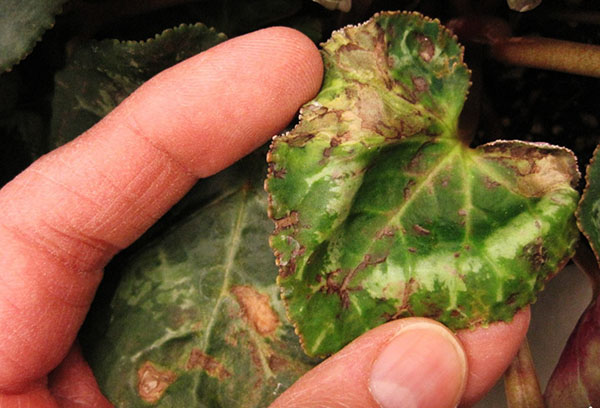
xmin=84 ymin=155 xmax=319 ymax=407
xmin=265 ymin=11 xmax=580 ymax=356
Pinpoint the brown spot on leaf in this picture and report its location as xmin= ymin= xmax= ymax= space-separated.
xmin=416 ymin=34 xmax=435 ymax=62
xmin=287 ymin=133 xmax=315 ymax=147
xmin=274 ymin=211 xmax=299 ymax=232
xmin=186 ymin=349 xmax=231 ymax=380
xmin=412 ymin=224 xmax=431 ymax=236
xmin=376 ymin=226 xmax=395 ymax=239
xmin=231 ymin=285 xmax=280 ymax=336
xmin=269 ymin=163 xmax=286 ymax=179
xmin=268 ymin=354 xmax=289 ymax=372
xmin=412 ymin=76 xmax=429 ymax=93
xmin=324 ymin=269 xmax=342 ymax=294
xmin=137 ymin=361 xmax=177 ymax=404
xmin=403 ymin=179 xmax=416 ymax=200
xmin=523 ymin=238 xmax=547 ymax=271
xmin=339 ymin=254 xmax=387 ymax=309
xmin=516 ymin=154 xmax=577 ymax=197
xmin=484 ymin=176 xmax=501 ymax=189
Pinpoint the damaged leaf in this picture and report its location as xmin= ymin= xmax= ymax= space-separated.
xmin=84 ymin=155 xmax=318 ymax=407
xmin=266 ymin=11 xmax=580 ymax=356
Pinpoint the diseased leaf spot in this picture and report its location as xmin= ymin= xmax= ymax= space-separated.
xmin=186 ymin=349 xmax=231 ymax=380
xmin=137 ymin=361 xmax=177 ymax=404
xmin=416 ymin=34 xmax=435 ymax=62
xmin=412 ymin=224 xmax=431 ymax=235
xmin=523 ymin=238 xmax=548 ymax=271
xmin=268 ymin=354 xmax=289 ymax=372
xmin=274 ymin=211 xmax=299 ymax=232
xmin=412 ymin=76 xmax=429 ymax=93
xmin=232 ymin=285 xmax=280 ymax=336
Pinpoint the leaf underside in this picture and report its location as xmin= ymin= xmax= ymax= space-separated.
xmin=0 ymin=0 xmax=68 ymax=72
xmin=86 ymin=156 xmax=318 ymax=407
xmin=50 ymin=23 xmax=227 ymax=149
xmin=266 ymin=11 xmax=580 ymax=356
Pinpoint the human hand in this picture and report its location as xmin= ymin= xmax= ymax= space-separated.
xmin=0 ymin=27 xmax=528 ymax=407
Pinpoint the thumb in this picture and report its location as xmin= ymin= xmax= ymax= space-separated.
xmin=271 ymin=318 xmax=467 ymax=408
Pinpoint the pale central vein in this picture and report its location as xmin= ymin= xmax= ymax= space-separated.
xmin=200 ymin=189 xmax=248 ymax=351
xmin=388 ymin=143 xmax=461 ymax=226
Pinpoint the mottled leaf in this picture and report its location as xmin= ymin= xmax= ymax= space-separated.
xmin=0 ymin=0 xmax=68 ymax=72
xmin=85 ymin=154 xmax=318 ymax=407
xmin=50 ymin=23 xmax=226 ymax=148
xmin=266 ymin=11 xmax=580 ymax=356
xmin=545 ymin=145 xmax=600 ymax=407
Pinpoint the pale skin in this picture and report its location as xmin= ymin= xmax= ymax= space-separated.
xmin=0 ymin=27 xmax=529 ymax=407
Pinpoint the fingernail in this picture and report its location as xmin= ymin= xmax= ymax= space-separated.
xmin=369 ymin=322 xmax=467 ymax=408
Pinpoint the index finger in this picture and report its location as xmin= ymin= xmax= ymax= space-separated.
xmin=0 ymin=27 xmax=323 ymax=391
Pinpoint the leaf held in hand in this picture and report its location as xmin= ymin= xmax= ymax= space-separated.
xmin=85 ymin=156 xmax=319 ymax=407
xmin=265 ymin=11 xmax=580 ymax=356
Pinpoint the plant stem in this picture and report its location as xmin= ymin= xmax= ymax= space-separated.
xmin=448 ymin=15 xmax=600 ymax=78
xmin=491 ymin=36 xmax=600 ymax=78
xmin=504 ymin=338 xmax=545 ymax=408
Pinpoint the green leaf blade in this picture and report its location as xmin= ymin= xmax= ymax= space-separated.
xmin=51 ymin=23 xmax=227 ymax=148
xmin=266 ymin=12 xmax=580 ymax=356
xmin=86 ymin=158 xmax=319 ymax=407
xmin=0 ymin=0 xmax=68 ymax=72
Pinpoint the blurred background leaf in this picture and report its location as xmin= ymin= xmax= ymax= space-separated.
xmin=0 ymin=0 xmax=69 ymax=72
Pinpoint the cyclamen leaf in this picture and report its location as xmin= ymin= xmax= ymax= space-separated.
xmin=85 ymin=155 xmax=319 ymax=407
xmin=0 ymin=0 xmax=68 ymax=72
xmin=265 ymin=11 xmax=580 ymax=356
xmin=545 ymin=145 xmax=600 ymax=407
xmin=51 ymin=23 xmax=226 ymax=149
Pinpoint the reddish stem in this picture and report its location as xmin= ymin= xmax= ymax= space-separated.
xmin=448 ymin=15 xmax=600 ymax=78
xmin=491 ymin=37 xmax=600 ymax=78
xmin=504 ymin=339 xmax=545 ymax=408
